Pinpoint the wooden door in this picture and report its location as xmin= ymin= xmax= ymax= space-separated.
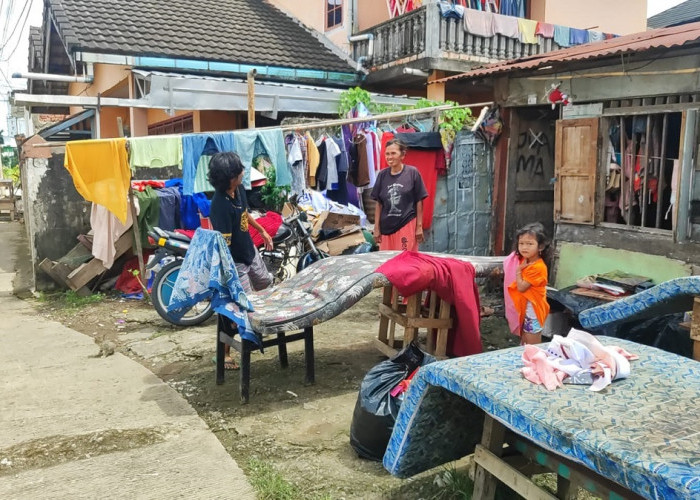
xmin=554 ymin=118 xmax=600 ymax=224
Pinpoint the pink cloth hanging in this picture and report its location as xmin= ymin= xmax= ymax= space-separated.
xmin=535 ymin=22 xmax=554 ymax=38
xmin=503 ymin=251 xmax=521 ymax=336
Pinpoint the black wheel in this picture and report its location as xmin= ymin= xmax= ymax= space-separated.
xmin=296 ymin=250 xmax=329 ymax=273
xmin=151 ymin=259 xmax=214 ymax=326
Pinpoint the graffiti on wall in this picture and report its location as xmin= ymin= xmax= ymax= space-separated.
xmin=516 ymin=128 xmax=551 ymax=180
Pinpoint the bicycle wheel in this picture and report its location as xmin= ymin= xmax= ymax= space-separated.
xmin=151 ymin=259 xmax=214 ymax=326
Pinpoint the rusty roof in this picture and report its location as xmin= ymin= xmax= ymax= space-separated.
xmin=439 ymin=21 xmax=700 ymax=82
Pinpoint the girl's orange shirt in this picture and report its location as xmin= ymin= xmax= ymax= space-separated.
xmin=507 ymin=257 xmax=550 ymax=328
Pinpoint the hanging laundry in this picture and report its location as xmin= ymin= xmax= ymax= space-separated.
xmin=603 ymin=33 xmax=615 ymax=40
xmin=134 ymin=187 xmax=160 ymax=248
xmin=155 ymin=187 xmax=181 ymax=231
xmin=327 ymin=137 xmax=350 ymax=206
xmin=65 ymin=138 xmax=131 ymax=224
xmin=306 ymin=132 xmax=320 ymax=188
xmin=90 ymin=203 xmax=133 ymax=269
xmin=193 ymin=155 xmax=213 ymax=193
xmin=131 ymin=180 xmax=165 ymax=191
xmin=234 ymin=129 xmax=291 ymax=189
xmin=165 ymin=178 xmax=211 ymax=230
xmin=588 ymin=30 xmax=604 ymax=43
xmin=517 ymin=18 xmax=538 ymax=44
xmin=128 ymin=136 xmax=183 ymax=169
xmin=553 ymin=25 xmax=571 ymax=47
xmin=438 ymin=1 xmax=465 ymax=19
xmin=463 ymin=9 xmax=495 ymax=37
xmin=492 ymin=13 xmax=519 ymax=39
xmin=349 ymin=134 xmax=371 ymax=187
xmin=285 ymin=132 xmax=308 ymax=197
xmin=182 ymin=132 xmax=235 ymax=195
xmin=535 ymin=22 xmax=554 ymax=38
xmin=569 ymin=28 xmax=589 ymax=45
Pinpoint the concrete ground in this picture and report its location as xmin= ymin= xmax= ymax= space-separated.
xmin=0 ymin=221 xmax=255 ymax=499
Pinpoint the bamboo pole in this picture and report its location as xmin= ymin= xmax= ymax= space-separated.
xmin=34 ymin=100 xmax=493 ymax=148
xmin=247 ymin=69 xmax=257 ymax=128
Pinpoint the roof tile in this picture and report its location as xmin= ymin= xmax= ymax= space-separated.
xmin=48 ymin=0 xmax=355 ymax=73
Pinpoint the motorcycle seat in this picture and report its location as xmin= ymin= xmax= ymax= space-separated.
xmin=272 ymin=223 xmax=292 ymax=244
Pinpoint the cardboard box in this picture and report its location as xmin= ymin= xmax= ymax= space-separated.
xmin=312 ymin=210 xmax=361 ymax=238
xmin=316 ymin=229 xmax=366 ymax=256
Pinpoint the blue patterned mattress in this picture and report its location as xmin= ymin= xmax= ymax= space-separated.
xmin=383 ymin=338 xmax=700 ymax=500
xmin=579 ymin=276 xmax=700 ymax=329
xmin=247 ymin=251 xmax=504 ymax=335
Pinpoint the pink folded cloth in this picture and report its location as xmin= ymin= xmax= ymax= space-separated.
xmin=463 ymin=9 xmax=494 ymax=37
xmin=535 ymin=22 xmax=555 ymax=38
xmin=521 ymin=345 xmax=566 ymax=391
xmin=492 ymin=13 xmax=519 ymax=39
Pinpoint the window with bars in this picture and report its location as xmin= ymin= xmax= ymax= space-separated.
xmin=326 ymin=0 xmax=343 ymax=30
xmin=148 ymin=113 xmax=194 ymax=136
xmin=603 ymin=112 xmax=682 ymax=231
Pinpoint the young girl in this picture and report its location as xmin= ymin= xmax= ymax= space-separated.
xmin=507 ymin=223 xmax=551 ymax=345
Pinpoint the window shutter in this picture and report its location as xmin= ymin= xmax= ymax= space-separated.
xmin=554 ymin=118 xmax=599 ymax=224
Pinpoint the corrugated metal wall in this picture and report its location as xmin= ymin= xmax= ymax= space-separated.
xmin=422 ymin=132 xmax=493 ymax=255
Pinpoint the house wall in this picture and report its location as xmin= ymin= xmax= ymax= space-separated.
xmin=268 ymin=0 xmax=353 ymax=52
xmin=357 ymin=0 xmax=389 ymax=31
xmin=99 ymin=107 xmax=130 ymax=139
xmin=22 ymin=155 xmax=91 ymax=291
xmin=527 ymin=0 xmax=647 ymax=35
xmin=554 ymin=242 xmax=692 ymax=289
xmin=68 ymin=64 xmax=130 ymax=115
xmin=199 ymin=111 xmax=240 ymax=132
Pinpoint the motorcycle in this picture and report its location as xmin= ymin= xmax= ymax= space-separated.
xmin=148 ymin=205 xmax=329 ymax=326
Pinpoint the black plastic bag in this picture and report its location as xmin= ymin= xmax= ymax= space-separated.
xmin=350 ymin=342 xmax=436 ymax=461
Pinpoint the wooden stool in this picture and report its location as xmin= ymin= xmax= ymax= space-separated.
xmin=376 ymin=285 xmax=454 ymax=358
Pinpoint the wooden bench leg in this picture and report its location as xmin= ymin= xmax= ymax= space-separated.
xmin=277 ymin=331 xmax=288 ymax=369
xmin=304 ymin=327 xmax=315 ymax=384
xmin=216 ymin=315 xmax=227 ymax=385
xmin=240 ymin=339 xmax=254 ymax=404
xmin=472 ymin=415 xmax=506 ymax=500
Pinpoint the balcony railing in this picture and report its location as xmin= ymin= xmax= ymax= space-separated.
xmin=351 ymin=3 xmax=565 ymax=69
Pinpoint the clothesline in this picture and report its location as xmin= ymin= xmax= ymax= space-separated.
xmin=34 ymin=101 xmax=493 ymax=148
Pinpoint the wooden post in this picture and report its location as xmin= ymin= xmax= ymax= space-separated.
xmin=247 ymin=69 xmax=257 ymax=129
xmin=690 ymin=297 xmax=700 ymax=362
xmin=118 ymin=116 xmax=146 ymax=283
xmin=427 ymin=70 xmax=446 ymax=102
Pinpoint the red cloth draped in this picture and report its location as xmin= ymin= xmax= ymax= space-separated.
xmin=376 ymin=251 xmax=482 ymax=357
xmin=249 ymin=211 xmax=283 ymax=247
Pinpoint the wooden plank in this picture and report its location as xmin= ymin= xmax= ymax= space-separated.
xmin=378 ymin=304 xmax=451 ymax=329
xmin=691 ymin=297 xmax=700 ymax=361
xmin=373 ymin=338 xmax=400 ymax=358
xmin=509 ymin=436 xmax=647 ymax=500
xmin=66 ymin=258 xmax=108 ymax=290
xmin=472 ymin=416 xmax=507 ymax=500
xmin=435 ymin=299 xmax=452 ymax=357
xmin=474 ymin=446 xmax=558 ymax=500
xmin=378 ymin=285 xmax=393 ymax=344
xmin=388 ymin=286 xmax=399 ymax=347
xmin=39 ymin=259 xmax=70 ymax=288
xmin=403 ymin=293 xmax=421 ymax=345
xmin=427 ymin=291 xmax=438 ymax=353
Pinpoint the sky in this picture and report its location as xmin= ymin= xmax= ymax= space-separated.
xmin=0 ymin=0 xmax=691 ymax=140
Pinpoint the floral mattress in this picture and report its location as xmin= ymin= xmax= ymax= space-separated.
xmin=247 ymin=251 xmax=504 ymax=335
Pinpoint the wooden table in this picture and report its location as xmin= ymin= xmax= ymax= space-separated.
xmin=384 ymin=338 xmax=700 ymax=499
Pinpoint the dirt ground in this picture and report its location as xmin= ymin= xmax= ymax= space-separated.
xmin=36 ymin=286 xmax=519 ymax=499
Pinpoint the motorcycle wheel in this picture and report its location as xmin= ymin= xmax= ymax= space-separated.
xmin=152 ymin=259 xmax=215 ymax=326
xmin=296 ymin=249 xmax=329 ymax=273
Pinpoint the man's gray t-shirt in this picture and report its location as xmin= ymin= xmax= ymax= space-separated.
xmin=370 ymin=165 xmax=428 ymax=236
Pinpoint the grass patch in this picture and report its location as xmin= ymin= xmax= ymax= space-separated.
xmin=37 ymin=290 xmax=105 ymax=309
xmin=430 ymin=466 xmax=473 ymax=500
xmin=246 ymin=458 xmax=331 ymax=500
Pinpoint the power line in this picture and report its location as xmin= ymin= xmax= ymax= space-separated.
xmin=1 ymin=0 xmax=17 ymax=48
xmin=0 ymin=0 xmax=32 ymax=60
